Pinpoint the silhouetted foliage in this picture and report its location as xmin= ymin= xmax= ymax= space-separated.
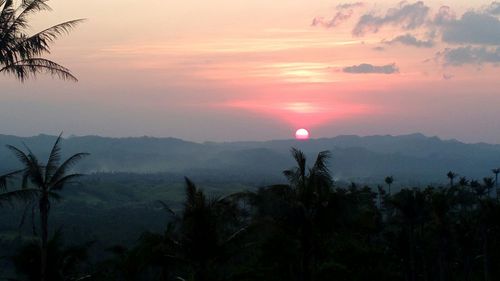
xmin=5 ymin=134 xmax=88 ymax=281
xmin=11 ymin=230 xmax=92 ymax=281
xmin=2 ymin=146 xmax=500 ymax=281
xmin=0 ymin=0 xmax=84 ymax=81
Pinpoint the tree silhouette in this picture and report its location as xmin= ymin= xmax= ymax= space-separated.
xmin=245 ymin=148 xmax=335 ymax=281
xmin=7 ymin=134 xmax=88 ymax=281
xmin=447 ymin=171 xmax=457 ymax=187
xmin=483 ymin=177 xmax=495 ymax=198
xmin=470 ymin=180 xmax=487 ymax=198
xmin=11 ymin=230 xmax=92 ymax=281
xmin=136 ymin=177 xmax=247 ymax=281
xmin=492 ymin=169 xmax=500 ymax=200
xmin=0 ymin=0 xmax=84 ymax=81
xmin=458 ymin=176 xmax=469 ymax=187
xmin=387 ymin=188 xmax=428 ymax=281
xmin=492 ymin=169 xmax=500 ymax=187
xmin=385 ymin=176 xmax=394 ymax=195
xmin=377 ymin=185 xmax=386 ymax=209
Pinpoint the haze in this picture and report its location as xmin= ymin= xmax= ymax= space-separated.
xmin=1 ymin=0 xmax=499 ymax=143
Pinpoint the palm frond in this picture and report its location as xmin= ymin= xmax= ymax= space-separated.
xmin=312 ymin=150 xmax=331 ymax=174
xmin=3 ymin=0 xmax=51 ymax=40
xmin=1 ymin=0 xmax=84 ymax=82
xmin=0 ymin=1 xmax=15 ymax=31
xmin=309 ymin=150 xmax=333 ymax=190
xmin=21 ymin=170 xmax=29 ymax=188
xmin=184 ymin=177 xmax=199 ymax=209
xmin=49 ymin=152 xmax=89 ymax=185
xmin=0 ymin=169 xmax=23 ymax=191
xmin=157 ymin=200 xmax=176 ymax=216
xmin=14 ymin=19 xmax=85 ymax=58
xmin=45 ymin=132 xmax=63 ymax=182
xmin=290 ymin=147 xmax=306 ymax=178
xmin=283 ymin=167 xmax=301 ymax=187
xmin=0 ymin=57 xmax=77 ymax=81
xmin=6 ymin=144 xmax=31 ymax=167
xmin=49 ymin=173 xmax=84 ymax=191
xmin=16 ymin=0 xmax=51 ymax=15
xmin=0 ymin=188 xmax=39 ymax=207
xmin=23 ymin=144 xmax=45 ymax=187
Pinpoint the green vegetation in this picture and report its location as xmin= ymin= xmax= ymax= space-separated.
xmin=2 ymin=138 xmax=500 ymax=281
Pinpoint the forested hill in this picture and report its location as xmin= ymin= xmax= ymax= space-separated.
xmin=1 ymin=133 xmax=499 ymax=184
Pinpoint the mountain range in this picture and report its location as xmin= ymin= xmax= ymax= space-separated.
xmin=1 ymin=133 xmax=499 ymax=186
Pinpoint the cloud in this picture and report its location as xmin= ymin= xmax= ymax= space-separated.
xmin=439 ymin=46 xmax=500 ymax=66
xmin=313 ymin=2 xmax=364 ymax=28
xmin=487 ymin=1 xmax=500 ymax=15
xmin=352 ymin=1 xmax=430 ymax=36
xmin=433 ymin=6 xmax=456 ymax=25
xmin=336 ymin=2 xmax=364 ymax=10
xmin=384 ymin=34 xmax=435 ymax=48
xmin=312 ymin=12 xmax=355 ymax=28
xmin=441 ymin=11 xmax=500 ymax=45
xmin=343 ymin=63 xmax=399 ymax=74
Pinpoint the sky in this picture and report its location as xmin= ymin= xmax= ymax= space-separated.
xmin=1 ymin=0 xmax=500 ymax=142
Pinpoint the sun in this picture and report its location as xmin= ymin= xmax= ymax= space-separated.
xmin=295 ymin=128 xmax=310 ymax=140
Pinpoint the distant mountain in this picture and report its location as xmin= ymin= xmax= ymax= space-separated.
xmin=1 ymin=133 xmax=499 ymax=185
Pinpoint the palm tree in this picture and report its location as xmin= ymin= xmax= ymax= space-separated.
xmin=388 ymin=188 xmax=428 ymax=281
xmin=175 ymin=178 xmax=247 ymax=281
xmin=384 ymin=176 xmax=394 ymax=195
xmin=491 ymin=169 xmax=500 ymax=200
xmin=7 ymin=134 xmax=89 ymax=281
xmin=492 ymin=168 xmax=500 ymax=187
xmin=377 ymin=185 xmax=386 ymax=209
xmin=470 ymin=180 xmax=487 ymax=198
xmin=0 ymin=0 xmax=85 ymax=81
xmin=245 ymin=148 xmax=334 ymax=281
xmin=483 ymin=177 xmax=495 ymax=198
xmin=458 ymin=176 xmax=469 ymax=187
xmin=284 ymin=148 xmax=334 ymax=281
xmin=142 ymin=177 xmax=247 ymax=281
xmin=447 ymin=171 xmax=457 ymax=187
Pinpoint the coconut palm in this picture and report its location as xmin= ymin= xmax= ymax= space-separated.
xmin=0 ymin=0 xmax=84 ymax=81
xmin=377 ymin=185 xmax=386 ymax=209
xmin=384 ymin=176 xmax=394 ymax=195
xmin=470 ymin=180 xmax=487 ymax=198
xmin=458 ymin=176 xmax=469 ymax=187
xmin=491 ymin=168 xmax=500 ymax=198
xmin=245 ymin=148 xmax=335 ymax=281
xmin=483 ymin=177 xmax=495 ymax=198
xmin=447 ymin=171 xmax=457 ymax=187
xmin=388 ymin=188 xmax=428 ymax=281
xmin=7 ymin=134 xmax=89 ymax=281
xmin=140 ymin=177 xmax=247 ymax=281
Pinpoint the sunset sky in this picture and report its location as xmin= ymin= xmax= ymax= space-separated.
xmin=1 ymin=0 xmax=499 ymax=142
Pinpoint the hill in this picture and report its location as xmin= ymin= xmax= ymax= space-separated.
xmin=1 ymin=133 xmax=499 ymax=185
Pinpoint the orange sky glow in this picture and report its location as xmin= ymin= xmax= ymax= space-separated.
xmin=1 ymin=0 xmax=499 ymax=142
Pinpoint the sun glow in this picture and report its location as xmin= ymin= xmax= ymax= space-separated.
xmin=224 ymin=98 xmax=373 ymax=129
xmin=295 ymin=128 xmax=310 ymax=140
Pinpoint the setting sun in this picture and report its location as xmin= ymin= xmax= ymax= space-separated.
xmin=295 ymin=128 xmax=310 ymax=140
